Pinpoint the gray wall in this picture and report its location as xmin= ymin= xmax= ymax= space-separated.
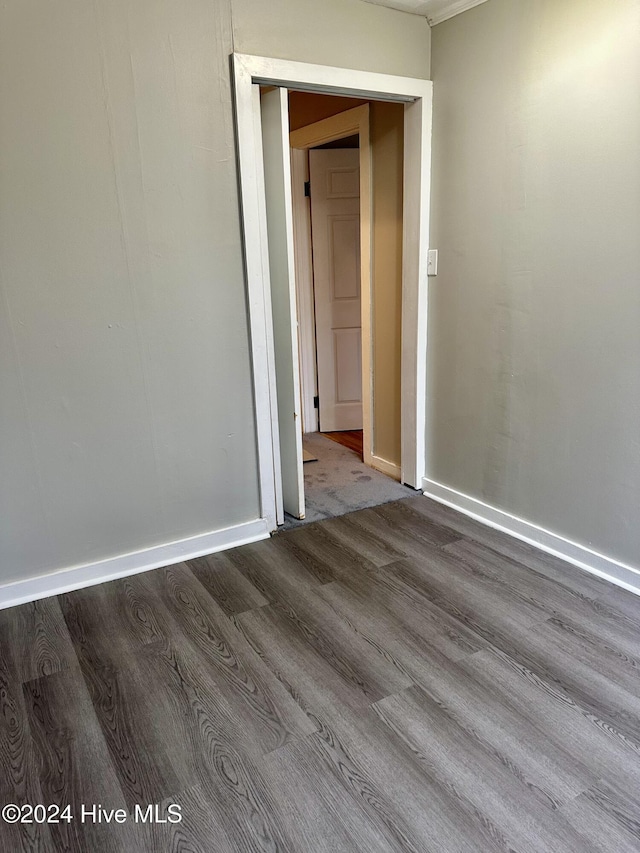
xmin=428 ymin=0 xmax=640 ymax=566
xmin=0 ymin=0 xmax=430 ymax=585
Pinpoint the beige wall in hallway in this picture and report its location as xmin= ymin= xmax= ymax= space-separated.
xmin=428 ymin=0 xmax=640 ymax=566
xmin=370 ymin=102 xmax=404 ymax=469
xmin=290 ymin=94 xmax=405 ymax=469
xmin=0 ymin=0 xmax=430 ymax=587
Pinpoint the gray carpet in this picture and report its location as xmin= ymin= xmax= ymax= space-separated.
xmin=284 ymin=432 xmax=415 ymax=528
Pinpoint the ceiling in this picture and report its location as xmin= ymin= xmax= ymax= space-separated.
xmin=360 ymin=0 xmax=489 ymax=26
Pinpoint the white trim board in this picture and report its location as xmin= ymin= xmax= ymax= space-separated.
xmin=233 ymin=53 xmax=432 ymax=527
xmin=0 ymin=518 xmax=270 ymax=611
xmin=290 ymin=148 xmax=318 ymax=434
xmin=237 ymin=55 xmax=427 ymax=101
xmin=422 ymin=478 xmax=640 ymax=597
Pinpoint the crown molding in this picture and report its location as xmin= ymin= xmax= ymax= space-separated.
xmin=360 ymin=0 xmax=489 ymax=26
xmin=427 ymin=0 xmax=490 ymax=25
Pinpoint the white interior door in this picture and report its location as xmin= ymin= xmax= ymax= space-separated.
xmin=260 ymin=88 xmax=305 ymax=519
xmin=309 ymin=148 xmax=363 ymax=432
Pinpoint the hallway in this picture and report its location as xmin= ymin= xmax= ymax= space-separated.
xmin=288 ymin=432 xmax=411 ymax=526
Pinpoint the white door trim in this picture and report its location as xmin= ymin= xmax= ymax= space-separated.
xmin=260 ymin=87 xmax=305 ymax=520
xmin=232 ymin=53 xmax=432 ymax=527
xmin=290 ymin=148 xmax=318 ymax=434
xmin=290 ymin=106 xmax=372 ymax=463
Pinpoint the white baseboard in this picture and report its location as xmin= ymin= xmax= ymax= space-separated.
xmin=370 ymin=454 xmax=402 ymax=481
xmin=0 ymin=518 xmax=270 ymax=611
xmin=421 ymin=478 xmax=640 ymax=597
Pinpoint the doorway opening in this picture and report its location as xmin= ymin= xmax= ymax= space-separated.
xmin=232 ymin=54 xmax=432 ymax=532
xmin=287 ymin=93 xmax=409 ymax=525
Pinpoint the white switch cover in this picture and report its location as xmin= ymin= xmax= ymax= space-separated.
xmin=427 ymin=249 xmax=438 ymax=276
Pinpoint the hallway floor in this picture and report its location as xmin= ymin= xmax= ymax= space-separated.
xmin=323 ymin=429 xmax=364 ymax=459
xmin=1 ymin=496 xmax=640 ymax=851
xmin=287 ymin=432 xmax=411 ymax=527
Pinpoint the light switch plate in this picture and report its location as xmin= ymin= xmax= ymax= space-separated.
xmin=427 ymin=249 xmax=438 ymax=276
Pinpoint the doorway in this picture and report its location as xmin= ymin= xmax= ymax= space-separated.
xmin=288 ymin=102 xmax=368 ymax=453
xmin=232 ymin=54 xmax=433 ymax=531
xmin=288 ymin=98 xmax=412 ymax=525
xmin=290 ymin=96 xmax=408 ymax=484
xmin=308 ymin=143 xmax=363 ymax=435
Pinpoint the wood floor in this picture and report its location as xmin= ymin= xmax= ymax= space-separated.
xmin=323 ymin=429 xmax=364 ymax=459
xmin=1 ymin=496 xmax=640 ymax=852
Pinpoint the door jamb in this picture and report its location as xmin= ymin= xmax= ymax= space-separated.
xmin=232 ymin=53 xmax=432 ymax=530
xmin=290 ymin=148 xmax=317 ymax=434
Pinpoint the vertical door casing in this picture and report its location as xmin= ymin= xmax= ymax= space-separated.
xmin=260 ymin=88 xmax=305 ymax=519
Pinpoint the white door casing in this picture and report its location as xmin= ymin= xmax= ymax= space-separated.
xmin=260 ymin=88 xmax=305 ymax=520
xmin=309 ymin=149 xmax=363 ymax=432
xmin=290 ymin=148 xmax=318 ymax=434
xmin=232 ymin=54 xmax=432 ymax=530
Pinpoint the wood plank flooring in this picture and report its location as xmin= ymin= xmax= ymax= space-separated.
xmin=1 ymin=495 xmax=640 ymax=852
xmin=323 ymin=429 xmax=364 ymax=459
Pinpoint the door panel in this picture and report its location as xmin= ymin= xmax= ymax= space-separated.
xmin=330 ymin=215 xmax=360 ymax=299
xmin=260 ymin=88 xmax=305 ymax=519
xmin=309 ymin=148 xmax=362 ymax=432
xmin=334 ymin=328 xmax=362 ymax=403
